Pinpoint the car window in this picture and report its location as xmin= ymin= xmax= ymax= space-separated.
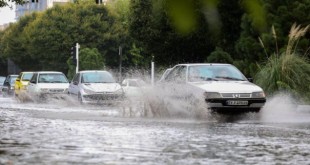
xmin=10 ymin=77 xmax=17 ymax=84
xmin=188 ymin=65 xmax=246 ymax=82
xmin=81 ymin=72 xmax=115 ymax=83
xmin=165 ymin=66 xmax=186 ymax=82
xmin=38 ymin=73 xmax=68 ymax=83
xmin=22 ymin=73 xmax=34 ymax=81
xmin=0 ymin=77 xmax=5 ymax=85
xmin=30 ymin=73 xmax=38 ymax=83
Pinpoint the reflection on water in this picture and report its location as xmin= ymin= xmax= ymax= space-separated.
xmin=0 ymin=94 xmax=310 ymax=164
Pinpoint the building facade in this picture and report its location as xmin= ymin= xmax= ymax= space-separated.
xmin=15 ymin=0 xmax=71 ymax=20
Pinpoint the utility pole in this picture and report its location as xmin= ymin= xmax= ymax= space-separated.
xmin=76 ymin=43 xmax=80 ymax=73
xmin=151 ymin=56 xmax=154 ymax=86
xmin=119 ymin=46 xmax=122 ymax=82
xmin=71 ymin=43 xmax=80 ymax=74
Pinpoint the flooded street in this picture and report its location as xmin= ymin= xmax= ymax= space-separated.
xmin=1 ymin=95 xmax=310 ymax=165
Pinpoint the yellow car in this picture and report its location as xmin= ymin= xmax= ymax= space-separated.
xmin=14 ymin=72 xmax=34 ymax=100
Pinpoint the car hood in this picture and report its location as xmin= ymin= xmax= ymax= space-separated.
xmin=37 ymin=83 xmax=69 ymax=89
xmin=21 ymin=81 xmax=30 ymax=86
xmin=188 ymin=81 xmax=264 ymax=93
xmin=82 ymin=83 xmax=121 ymax=92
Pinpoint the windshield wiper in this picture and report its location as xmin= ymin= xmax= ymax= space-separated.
xmin=52 ymin=81 xmax=66 ymax=83
xmin=215 ymin=76 xmax=245 ymax=81
xmin=204 ymin=77 xmax=219 ymax=81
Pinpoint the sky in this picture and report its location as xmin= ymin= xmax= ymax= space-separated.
xmin=0 ymin=3 xmax=16 ymax=25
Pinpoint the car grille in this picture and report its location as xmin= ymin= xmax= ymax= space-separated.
xmin=221 ymin=93 xmax=251 ymax=98
xmin=49 ymin=89 xmax=65 ymax=93
xmin=84 ymin=93 xmax=123 ymax=100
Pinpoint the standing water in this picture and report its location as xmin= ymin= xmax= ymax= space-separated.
xmin=0 ymin=90 xmax=310 ymax=164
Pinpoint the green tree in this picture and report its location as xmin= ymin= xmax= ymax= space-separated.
xmin=206 ymin=47 xmax=233 ymax=64
xmin=67 ymin=47 xmax=104 ymax=79
xmin=0 ymin=2 xmax=122 ymax=74
xmin=255 ymin=24 xmax=310 ymax=102
xmin=0 ymin=0 xmax=24 ymax=7
xmin=235 ymin=0 xmax=310 ymax=77
xmin=129 ymin=0 xmax=215 ymax=66
xmin=0 ymin=13 xmax=39 ymax=70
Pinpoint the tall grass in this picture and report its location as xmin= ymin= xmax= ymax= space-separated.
xmin=255 ymin=23 xmax=310 ymax=102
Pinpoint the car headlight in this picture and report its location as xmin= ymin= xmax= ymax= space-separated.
xmin=83 ymin=88 xmax=96 ymax=94
xmin=204 ymin=92 xmax=222 ymax=99
xmin=252 ymin=91 xmax=265 ymax=98
xmin=10 ymin=86 xmax=14 ymax=90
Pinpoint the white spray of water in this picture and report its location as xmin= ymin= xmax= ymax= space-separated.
xmin=259 ymin=92 xmax=310 ymax=123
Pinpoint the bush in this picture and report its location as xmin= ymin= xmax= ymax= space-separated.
xmin=255 ymin=24 xmax=310 ymax=102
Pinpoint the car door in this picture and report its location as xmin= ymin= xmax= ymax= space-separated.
xmin=27 ymin=73 xmax=38 ymax=95
xmin=69 ymin=73 xmax=80 ymax=96
xmin=2 ymin=76 xmax=10 ymax=95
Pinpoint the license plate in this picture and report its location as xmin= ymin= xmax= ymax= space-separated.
xmin=226 ymin=100 xmax=248 ymax=105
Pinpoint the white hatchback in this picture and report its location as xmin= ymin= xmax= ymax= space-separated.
xmin=68 ymin=70 xmax=124 ymax=104
xmin=160 ymin=63 xmax=266 ymax=113
xmin=27 ymin=71 xmax=69 ymax=101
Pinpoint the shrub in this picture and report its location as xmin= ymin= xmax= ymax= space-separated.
xmin=255 ymin=24 xmax=310 ymax=102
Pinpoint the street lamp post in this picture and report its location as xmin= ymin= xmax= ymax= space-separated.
xmin=76 ymin=43 xmax=80 ymax=73
xmin=119 ymin=46 xmax=122 ymax=82
xmin=151 ymin=56 xmax=154 ymax=86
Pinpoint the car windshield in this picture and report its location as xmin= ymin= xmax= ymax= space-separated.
xmin=22 ymin=73 xmax=34 ymax=81
xmin=81 ymin=72 xmax=115 ymax=83
xmin=22 ymin=73 xmax=33 ymax=81
xmin=0 ymin=77 xmax=5 ymax=85
xmin=10 ymin=77 xmax=17 ymax=84
xmin=38 ymin=73 xmax=68 ymax=83
xmin=188 ymin=65 xmax=247 ymax=82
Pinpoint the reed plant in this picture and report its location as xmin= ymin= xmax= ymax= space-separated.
xmin=255 ymin=23 xmax=310 ymax=102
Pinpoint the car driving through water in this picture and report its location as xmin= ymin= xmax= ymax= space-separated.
xmin=160 ymin=63 xmax=266 ymax=112
xmin=1 ymin=74 xmax=18 ymax=97
xmin=27 ymin=71 xmax=69 ymax=101
xmin=14 ymin=71 xmax=34 ymax=100
xmin=68 ymin=70 xmax=124 ymax=104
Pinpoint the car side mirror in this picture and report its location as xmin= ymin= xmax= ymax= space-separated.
xmin=73 ymin=81 xmax=78 ymax=85
xmin=247 ymin=78 xmax=253 ymax=82
xmin=15 ymin=78 xmax=20 ymax=82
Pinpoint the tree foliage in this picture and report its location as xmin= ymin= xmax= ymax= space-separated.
xmin=255 ymin=24 xmax=310 ymax=102
xmin=0 ymin=1 xmax=131 ymax=74
xmin=67 ymin=47 xmax=104 ymax=79
xmin=0 ymin=0 xmax=24 ymax=7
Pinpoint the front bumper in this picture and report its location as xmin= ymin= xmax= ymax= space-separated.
xmin=82 ymin=93 xmax=124 ymax=104
xmin=206 ymin=98 xmax=266 ymax=109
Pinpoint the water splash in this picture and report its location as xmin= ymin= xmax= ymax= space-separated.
xmin=259 ymin=92 xmax=310 ymax=123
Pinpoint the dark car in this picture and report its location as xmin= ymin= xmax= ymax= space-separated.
xmin=2 ymin=74 xmax=18 ymax=97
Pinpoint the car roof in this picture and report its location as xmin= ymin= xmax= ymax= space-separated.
xmin=176 ymin=63 xmax=231 ymax=66
xmin=35 ymin=71 xmax=64 ymax=74
xmin=79 ymin=70 xmax=110 ymax=73
xmin=20 ymin=71 xmax=35 ymax=74
xmin=8 ymin=74 xmax=19 ymax=77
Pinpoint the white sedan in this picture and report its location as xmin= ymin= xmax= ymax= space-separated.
xmin=160 ymin=63 xmax=266 ymax=113
xmin=27 ymin=71 xmax=69 ymax=101
xmin=68 ymin=70 xmax=124 ymax=104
